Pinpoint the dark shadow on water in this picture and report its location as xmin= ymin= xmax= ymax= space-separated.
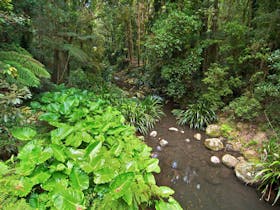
xmin=145 ymin=105 xmax=278 ymax=210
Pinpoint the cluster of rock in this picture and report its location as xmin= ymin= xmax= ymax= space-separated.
xmin=149 ymin=124 xmax=262 ymax=185
xmin=197 ymin=124 xmax=261 ymax=185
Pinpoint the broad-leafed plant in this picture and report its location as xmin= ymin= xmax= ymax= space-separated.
xmin=0 ymin=88 xmax=181 ymax=210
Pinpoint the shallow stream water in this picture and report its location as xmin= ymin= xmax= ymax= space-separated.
xmin=145 ymin=106 xmax=278 ymax=210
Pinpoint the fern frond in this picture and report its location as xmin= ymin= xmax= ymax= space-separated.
xmin=4 ymin=60 xmax=40 ymax=87
xmin=63 ymin=44 xmax=89 ymax=63
xmin=0 ymin=51 xmax=50 ymax=78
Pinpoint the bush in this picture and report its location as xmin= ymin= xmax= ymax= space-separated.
xmin=172 ymin=101 xmax=217 ymax=130
xmin=119 ymin=96 xmax=164 ymax=134
xmin=226 ymin=95 xmax=262 ymax=121
xmin=0 ymin=88 xmax=180 ymax=209
xmin=256 ymin=137 xmax=280 ymax=205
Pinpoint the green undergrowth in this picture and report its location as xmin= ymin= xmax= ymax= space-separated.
xmin=0 ymin=87 xmax=181 ymax=210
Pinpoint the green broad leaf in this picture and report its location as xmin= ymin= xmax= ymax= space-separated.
xmin=122 ymin=188 xmax=133 ymax=206
xmin=0 ymin=162 xmax=9 ymax=176
xmin=39 ymin=112 xmax=60 ymax=122
xmin=146 ymin=159 xmax=161 ymax=173
xmin=13 ymin=177 xmax=34 ymax=197
xmin=94 ymin=168 xmax=116 ymax=184
xmin=42 ymin=173 xmax=68 ymax=191
xmin=110 ymin=143 xmax=123 ymax=157
xmin=46 ymin=103 xmax=60 ymax=113
xmin=80 ymin=155 xmax=105 ymax=173
xmin=59 ymin=99 xmax=75 ymax=115
xmin=65 ymin=132 xmax=83 ymax=148
xmin=29 ymin=193 xmax=49 ymax=210
xmin=51 ymin=144 xmax=66 ymax=162
xmin=85 ymin=141 xmax=102 ymax=160
xmin=51 ymin=125 xmax=74 ymax=144
xmin=17 ymin=162 xmax=36 ymax=176
xmin=30 ymin=168 xmax=51 ymax=185
xmin=109 ymin=172 xmax=135 ymax=200
xmin=66 ymin=148 xmax=85 ymax=161
xmin=11 ymin=127 xmax=37 ymax=141
xmin=50 ymin=163 xmax=66 ymax=172
xmin=80 ymin=131 xmax=93 ymax=143
xmin=70 ymin=167 xmax=89 ymax=190
xmin=155 ymin=197 xmax=183 ymax=210
xmin=157 ymin=186 xmax=175 ymax=197
xmin=144 ymin=173 xmax=156 ymax=185
xmin=17 ymin=142 xmax=52 ymax=174
xmin=52 ymin=188 xmax=85 ymax=210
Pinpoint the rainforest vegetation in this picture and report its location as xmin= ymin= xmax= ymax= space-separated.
xmin=0 ymin=0 xmax=279 ymax=209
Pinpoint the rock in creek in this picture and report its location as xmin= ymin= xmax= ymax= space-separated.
xmin=206 ymin=124 xmax=221 ymax=137
xmin=156 ymin=145 xmax=162 ymax=151
xmin=222 ymin=154 xmax=239 ymax=168
xmin=151 ymin=152 xmax=159 ymax=158
xmin=210 ymin=156 xmax=221 ymax=164
xmin=204 ymin=138 xmax=224 ymax=151
xmin=194 ymin=133 xmax=202 ymax=141
xmin=234 ymin=161 xmax=259 ymax=184
xmin=169 ymin=127 xmax=179 ymax=132
xmin=159 ymin=139 xmax=168 ymax=147
xmin=185 ymin=138 xmax=191 ymax=143
xmin=149 ymin=130 xmax=157 ymax=137
xmin=171 ymin=161 xmax=178 ymax=169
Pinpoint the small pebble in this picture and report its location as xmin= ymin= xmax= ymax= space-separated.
xmin=159 ymin=139 xmax=168 ymax=147
xmin=183 ymin=175 xmax=190 ymax=184
xmin=150 ymin=131 xmax=157 ymax=137
xmin=185 ymin=138 xmax=191 ymax=143
xmin=151 ymin=152 xmax=159 ymax=158
xmin=210 ymin=156 xmax=221 ymax=164
xmin=171 ymin=161 xmax=178 ymax=169
xmin=196 ymin=184 xmax=201 ymax=190
xmin=180 ymin=130 xmax=185 ymax=134
xmin=156 ymin=145 xmax=162 ymax=151
xmin=169 ymin=127 xmax=179 ymax=132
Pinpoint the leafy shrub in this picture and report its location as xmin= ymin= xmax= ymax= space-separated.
xmin=172 ymin=101 xmax=217 ymax=129
xmin=256 ymin=138 xmax=280 ymax=205
xmin=226 ymin=95 xmax=262 ymax=121
xmin=0 ymin=88 xmax=181 ymax=210
xmin=202 ymin=63 xmax=242 ymax=110
xmin=119 ymin=96 xmax=164 ymax=134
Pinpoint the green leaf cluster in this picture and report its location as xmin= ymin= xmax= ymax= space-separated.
xmin=0 ymin=87 xmax=180 ymax=210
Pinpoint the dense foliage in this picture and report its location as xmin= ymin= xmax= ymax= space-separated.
xmin=0 ymin=88 xmax=181 ymax=209
xmin=1 ymin=0 xmax=280 ymax=208
xmin=172 ymin=102 xmax=217 ymax=129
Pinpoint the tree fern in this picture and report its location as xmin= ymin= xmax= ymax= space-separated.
xmin=0 ymin=51 xmax=50 ymax=78
xmin=0 ymin=46 xmax=50 ymax=87
xmin=4 ymin=61 xmax=40 ymax=87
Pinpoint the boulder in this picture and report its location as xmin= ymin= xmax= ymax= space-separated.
xmin=169 ymin=127 xmax=179 ymax=132
xmin=222 ymin=154 xmax=239 ymax=168
xmin=210 ymin=156 xmax=221 ymax=164
xmin=149 ymin=131 xmax=157 ymax=138
xmin=194 ymin=133 xmax=202 ymax=141
xmin=204 ymin=138 xmax=224 ymax=151
xmin=243 ymin=150 xmax=259 ymax=161
xmin=234 ymin=161 xmax=258 ymax=184
xmin=159 ymin=139 xmax=168 ymax=147
xmin=206 ymin=124 xmax=221 ymax=137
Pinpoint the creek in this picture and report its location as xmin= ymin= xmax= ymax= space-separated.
xmin=145 ymin=105 xmax=278 ymax=210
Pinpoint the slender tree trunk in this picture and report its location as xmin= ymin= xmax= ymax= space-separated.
xmin=137 ymin=2 xmax=142 ymax=66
